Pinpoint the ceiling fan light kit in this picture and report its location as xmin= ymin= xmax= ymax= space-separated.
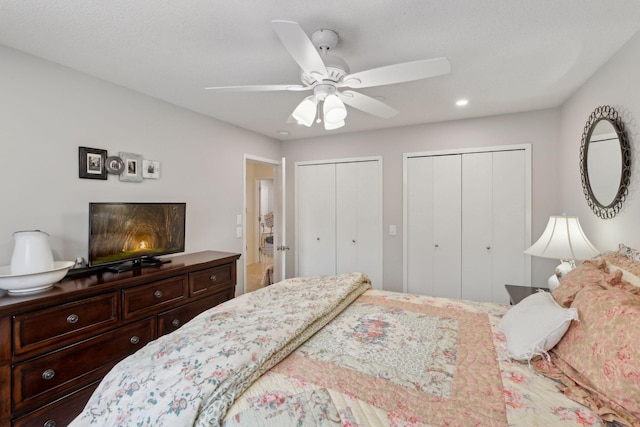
xmin=205 ymin=20 xmax=451 ymax=131
xmin=292 ymin=96 xmax=317 ymax=127
xmin=323 ymin=94 xmax=347 ymax=123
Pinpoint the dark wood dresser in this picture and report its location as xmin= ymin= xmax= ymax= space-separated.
xmin=0 ymin=250 xmax=240 ymax=427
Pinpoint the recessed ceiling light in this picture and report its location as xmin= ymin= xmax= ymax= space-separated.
xmin=456 ymin=99 xmax=469 ymax=106
xmin=278 ymin=130 xmax=289 ymax=136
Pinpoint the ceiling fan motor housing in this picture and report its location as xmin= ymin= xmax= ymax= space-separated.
xmin=311 ymin=29 xmax=338 ymax=51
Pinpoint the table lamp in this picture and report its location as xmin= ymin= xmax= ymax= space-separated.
xmin=525 ymin=215 xmax=599 ymax=291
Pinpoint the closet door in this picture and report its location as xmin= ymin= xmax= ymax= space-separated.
xmin=406 ymin=155 xmax=462 ymax=298
xmin=461 ymin=150 xmax=526 ymax=304
xmin=461 ymin=152 xmax=493 ymax=301
xmin=336 ymin=161 xmax=381 ymax=287
xmin=296 ymin=163 xmax=336 ymax=276
xmin=491 ymin=150 xmax=526 ymax=303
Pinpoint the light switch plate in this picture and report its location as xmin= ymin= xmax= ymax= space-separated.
xmin=236 ymin=226 xmax=242 ymax=238
xmin=389 ymin=225 xmax=397 ymax=236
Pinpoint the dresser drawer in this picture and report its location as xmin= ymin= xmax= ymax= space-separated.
xmin=157 ymin=293 xmax=230 ymax=336
xmin=13 ymin=381 xmax=99 ymax=427
xmin=122 ymin=276 xmax=188 ymax=320
xmin=13 ymin=293 xmax=118 ymax=356
xmin=13 ymin=318 xmax=154 ymax=412
xmin=189 ymin=264 xmax=233 ymax=296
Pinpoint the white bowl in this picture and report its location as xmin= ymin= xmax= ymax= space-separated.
xmin=0 ymin=261 xmax=75 ymax=294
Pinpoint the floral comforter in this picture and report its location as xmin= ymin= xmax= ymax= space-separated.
xmin=69 ymin=273 xmax=372 ymax=426
xmin=223 ymin=290 xmax=603 ymax=427
xmin=72 ymin=275 xmax=603 ymax=426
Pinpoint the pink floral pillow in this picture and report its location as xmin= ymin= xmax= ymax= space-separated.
xmin=601 ymin=243 xmax=640 ymax=278
xmin=551 ymin=259 xmax=620 ymax=307
xmin=547 ymin=283 xmax=640 ymax=425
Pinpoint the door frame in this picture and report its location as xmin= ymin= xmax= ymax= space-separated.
xmin=402 ymin=144 xmax=532 ymax=293
xmin=294 ymin=156 xmax=383 ymax=289
xmin=243 ymin=154 xmax=281 ymax=295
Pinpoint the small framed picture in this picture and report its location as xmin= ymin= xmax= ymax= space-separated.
xmin=142 ymin=160 xmax=160 ymax=179
xmin=118 ymin=152 xmax=143 ymax=182
xmin=78 ymin=147 xmax=107 ymax=180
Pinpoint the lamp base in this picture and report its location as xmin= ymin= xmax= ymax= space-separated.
xmin=547 ymin=260 xmax=574 ymax=292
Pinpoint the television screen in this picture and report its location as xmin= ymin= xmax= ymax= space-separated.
xmin=88 ymin=202 xmax=186 ymax=268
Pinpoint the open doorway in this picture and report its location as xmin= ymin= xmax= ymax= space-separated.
xmin=245 ymin=159 xmax=276 ymax=293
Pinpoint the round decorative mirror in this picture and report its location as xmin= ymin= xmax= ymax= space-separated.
xmin=580 ymin=105 xmax=631 ymax=219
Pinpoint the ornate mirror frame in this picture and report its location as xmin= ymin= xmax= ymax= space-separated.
xmin=580 ymin=105 xmax=631 ymax=219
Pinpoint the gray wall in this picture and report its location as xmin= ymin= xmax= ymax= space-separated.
xmin=559 ymin=31 xmax=640 ymax=251
xmin=4 ymin=28 xmax=639 ymax=296
xmin=0 ymin=46 xmax=282 ymax=293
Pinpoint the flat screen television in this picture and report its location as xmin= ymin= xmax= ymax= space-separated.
xmin=88 ymin=202 xmax=186 ymax=271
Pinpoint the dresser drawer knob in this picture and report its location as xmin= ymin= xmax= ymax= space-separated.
xmin=171 ymin=319 xmax=181 ymax=327
xmin=43 ymin=420 xmax=56 ymax=427
xmin=209 ymin=274 xmax=217 ymax=282
xmin=153 ymin=290 xmax=163 ymax=298
xmin=130 ymin=336 xmax=140 ymax=345
xmin=66 ymin=314 xmax=79 ymax=324
xmin=42 ymin=369 xmax=55 ymax=380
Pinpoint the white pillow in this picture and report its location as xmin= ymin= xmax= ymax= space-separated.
xmin=498 ymin=291 xmax=578 ymax=362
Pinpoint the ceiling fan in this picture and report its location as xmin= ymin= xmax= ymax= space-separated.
xmin=205 ymin=20 xmax=451 ymax=130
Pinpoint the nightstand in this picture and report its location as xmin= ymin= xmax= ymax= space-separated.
xmin=505 ymin=284 xmax=550 ymax=305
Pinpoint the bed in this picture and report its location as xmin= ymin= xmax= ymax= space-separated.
xmin=69 ymin=246 xmax=640 ymax=426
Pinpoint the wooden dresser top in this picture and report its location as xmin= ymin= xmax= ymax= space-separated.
xmin=0 ymin=251 xmax=241 ymax=315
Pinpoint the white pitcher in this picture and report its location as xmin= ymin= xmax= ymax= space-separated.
xmin=10 ymin=230 xmax=55 ymax=274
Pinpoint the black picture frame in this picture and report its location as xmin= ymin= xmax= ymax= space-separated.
xmin=79 ymin=146 xmax=108 ymax=180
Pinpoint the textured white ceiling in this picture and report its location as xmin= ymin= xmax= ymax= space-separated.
xmin=1 ymin=0 xmax=640 ymax=140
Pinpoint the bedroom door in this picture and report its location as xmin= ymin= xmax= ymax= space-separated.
xmin=272 ymin=157 xmax=287 ymax=283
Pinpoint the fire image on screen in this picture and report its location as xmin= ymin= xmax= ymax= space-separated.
xmin=89 ymin=203 xmax=186 ymax=267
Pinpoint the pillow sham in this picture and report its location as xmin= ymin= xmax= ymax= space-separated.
xmin=551 ymin=259 xmax=617 ymax=307
xmin=601 ymin=243 xmax=640 ymax=278
xmin=546 ymin=283 xmax=640 ymax=425
xmin=498 ymin=291 xmax=578 ymax=362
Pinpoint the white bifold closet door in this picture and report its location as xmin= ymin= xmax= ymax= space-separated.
xmin=405 ymin=148 xmax=528 ymax=304
xmin=296 ymin=163 xmax=336 ymax=277
xmin=406 ymin=155 xmax=462 ymax=298
xmin=296 ymin=159 xmax=382 ymax=288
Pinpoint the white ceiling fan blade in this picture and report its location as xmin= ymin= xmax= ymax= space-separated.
xmin=272 ymin=20 xmax=328 ymax=78
xmin=340 ymin=58 xmax=450 ymax=89
xmin=338 ymin=90 xmax=398 ymax=119
xmin=205 ymin=84 xmax=309 ymax=92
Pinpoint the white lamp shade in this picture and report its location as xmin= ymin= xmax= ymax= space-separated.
xmin=323 ymin=94 xmax=347 ymax=123
xmin=525 ymin=215 xmax=599 ymax=261
xmin=292 ymin=96 xmax=317 ymax=127
xmin=324 ymin=119 xmax=345 ymax=130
